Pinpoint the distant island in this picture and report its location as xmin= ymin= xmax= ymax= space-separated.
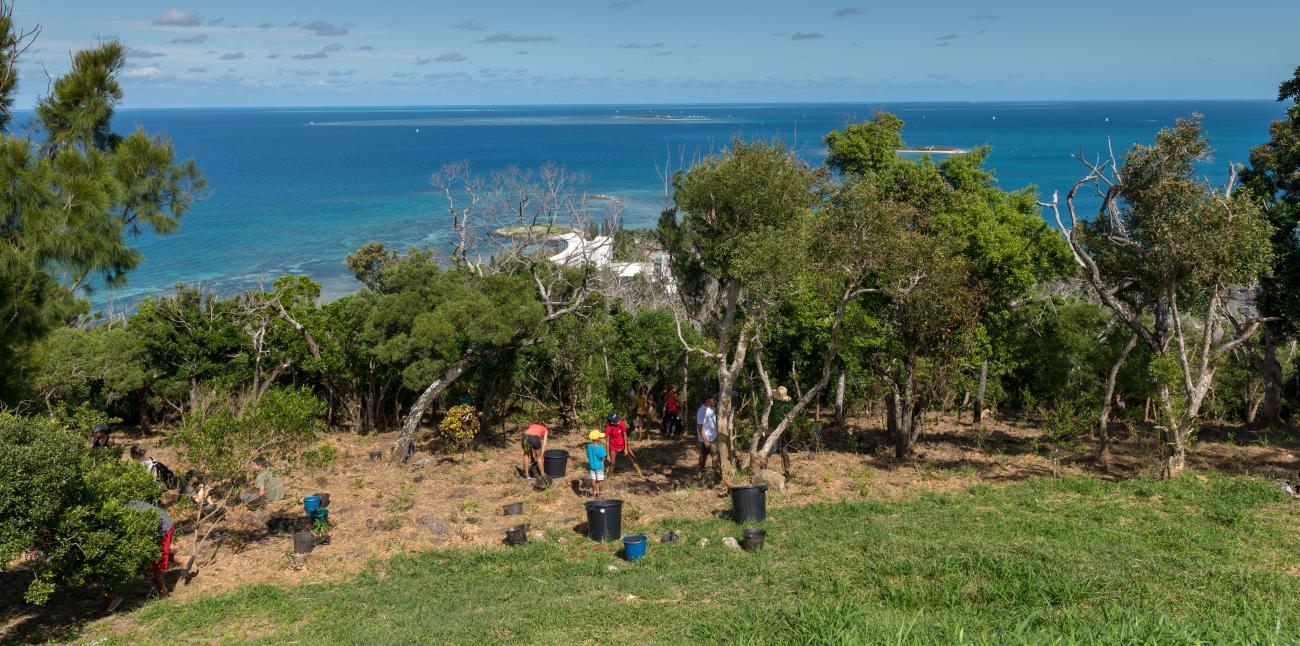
xmin=614 ymin=114 xmax=710 ymax=122
xmin=897 ymin=146 xmax=967 ymax=154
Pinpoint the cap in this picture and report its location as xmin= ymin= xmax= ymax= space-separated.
xmin=589 ymin=430 xmax=606 ymax=441
xmin=607 ymin=413 xmax=619 ymax=423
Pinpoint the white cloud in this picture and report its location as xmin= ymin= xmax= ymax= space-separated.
xmin=124 ymin=65 xmax=166 ymax=78
xmin=153 ymin=9 xmax=203 ymax=27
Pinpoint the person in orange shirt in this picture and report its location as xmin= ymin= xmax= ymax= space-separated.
xmin=520 ymin=422 xmax=549 ymax=480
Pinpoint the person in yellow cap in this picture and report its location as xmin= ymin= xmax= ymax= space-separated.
xmin=586 ymin=430 xmax=608 ymax=497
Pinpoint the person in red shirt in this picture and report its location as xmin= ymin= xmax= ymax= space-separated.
xmin=604 ymin=413 xmax=637 ymax=476
xmin=662 ymin=386 xmax=681 ymax=437
xmin=520 ymin=422 xmax=548 ymax=480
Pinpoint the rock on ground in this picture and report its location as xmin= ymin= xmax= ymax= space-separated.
xmin=755 ymin=469 xmax=786 ymax=491
xmin=417 ymin=515 xmax=449 ymax=534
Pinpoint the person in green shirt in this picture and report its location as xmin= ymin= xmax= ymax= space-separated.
xmin=241 ymin=457 xmax=286 ymax=505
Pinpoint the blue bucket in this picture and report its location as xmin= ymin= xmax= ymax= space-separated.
xmin=622 ymin=534 xmax=648 ymax=561
xmin=303 ymin=495 xmax=321 ymax=514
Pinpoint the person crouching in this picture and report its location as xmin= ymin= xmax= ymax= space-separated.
xmin=520 ymin=422 xmax=548 ymax=481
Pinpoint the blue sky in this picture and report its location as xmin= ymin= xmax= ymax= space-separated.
xmin=12 ymin=0 xmax=1300 ymax=107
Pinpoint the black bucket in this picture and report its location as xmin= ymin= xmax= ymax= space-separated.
xmin=505 ymin=524 xmax=528 ymax=546
xmin=543 ymin=449 xmax=569 ymax=478
xmin=741 ymin=527 xmax=766 ymax=552
xmin=730 ymin=485 xmax=767 ymax=523
xmin=292 ymin=531 xmax=315 ymax=554
xmin=314 ymin=492 xmax=330 ymax=508
xmin=503 ymin=502 xmax=524 ymax=516
xmin=585 ymin=499 xmax=623 ymax=542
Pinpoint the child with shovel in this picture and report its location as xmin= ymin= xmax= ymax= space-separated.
xmin=604 ymin=413 xmax=643 ymax=478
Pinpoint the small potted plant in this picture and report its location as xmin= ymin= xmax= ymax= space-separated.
xmin=311 ymin=516 xmax=331 ymax=546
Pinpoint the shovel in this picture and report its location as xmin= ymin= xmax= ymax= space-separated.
xmin=622 ymin=447 xmax=645 ymax=478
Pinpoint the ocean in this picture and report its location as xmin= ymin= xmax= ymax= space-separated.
xmin=14 ymin=101 xmax=1288 ymax=308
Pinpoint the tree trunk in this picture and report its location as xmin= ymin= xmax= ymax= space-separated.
xmin=973 ymin=359 xmax=988 ymax=425
xmin=713 ymin=331 xmax=750 ymax=485
xmin=1098 ymin=333 xmax=1138 ymax=466
xmin=390 ymin=349 xmax=482 ymax=464
xmin=1258 ymin=323 xmax=1283 ymax=426
xmin=833 ymin=367 xmax=847 ymax=429
xmin=885 ymin=392 xmax=899 ymax=440
xmin=888 ymin=358 xmax=922 ymax=459
xmin=894 ymin=398 xmax=924 ymax=459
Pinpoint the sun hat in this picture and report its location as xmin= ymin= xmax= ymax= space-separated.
xmin=775 ymin=386 xmax=792 ymax=402
xmin=589 ymin=430 xmax=606 ymax=441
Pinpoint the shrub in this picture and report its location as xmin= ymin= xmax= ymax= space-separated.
xmin=0 ymin=413 xmax=160 ymax=604
xmin=172 ymin=386 xmax=326 ymax=483
xmin=299 ymin=443 xmax=340 ymax=471
xmin=435 ymin=404 xmax=480 ymax=454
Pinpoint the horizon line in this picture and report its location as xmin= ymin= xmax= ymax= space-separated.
xmin=10 ymin=98 xmax=1284 ymax=112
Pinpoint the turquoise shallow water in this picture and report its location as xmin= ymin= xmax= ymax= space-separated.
xmin=10 ymin=101 xmax=1286 ymax=307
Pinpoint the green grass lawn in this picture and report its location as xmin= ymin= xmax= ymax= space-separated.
xmin=100 ymin=475 xmax=1300 ymax=645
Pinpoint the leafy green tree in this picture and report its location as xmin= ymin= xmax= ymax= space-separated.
xmin=0 ymin=12 xmax=203 ymax=402
xmin=1050 ymin=116 xmax=1274 ymax=476
xmin=822 ymin=113 xmax=1067 ymax=457
xmin=346 ymin=242 xmax=398 ymax=291
xmin=667 ymin=140 xmax=820 ymax=479
xmin=333 ymin=248 xmax=565 ymax=459
xmin=129 ymin=288 xmax=250 ymax=419
xmin=1239 ymin=65 xmax=1300 ymax=423
xmin=825 ymin=111 xmax=905 ymax=176
xmin=29 ymin=324 xmax=147 ymax=418
xmin=0 ymin=413 xmax=160 ymax=604
xmin=927 ymin=148 xmax=1073 ymax=423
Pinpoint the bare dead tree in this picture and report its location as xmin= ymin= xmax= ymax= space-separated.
xmin=432 ymin=161 xmax=486 ymax=273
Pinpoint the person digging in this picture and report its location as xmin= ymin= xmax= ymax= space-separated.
xmin=520 ymin=422 xmax=551 ymax=485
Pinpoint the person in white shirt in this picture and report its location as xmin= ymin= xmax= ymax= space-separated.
xmin=695 ymin=394 xmax=718 ymax=475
